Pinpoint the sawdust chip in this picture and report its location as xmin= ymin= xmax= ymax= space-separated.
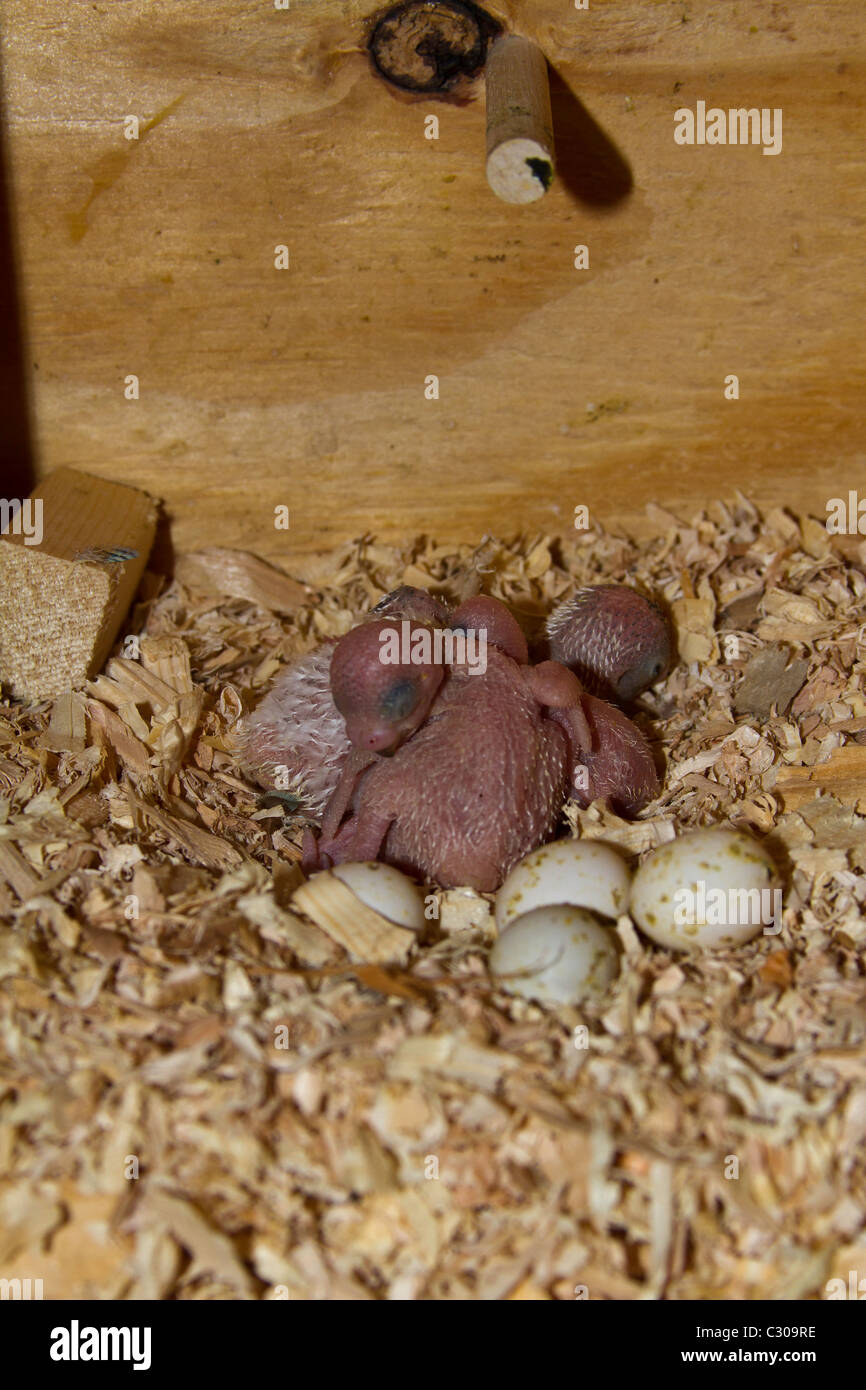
xmin=173 ymin=548 xmax=312 ymax=614
xmin=733 ymin=644 xmax=809 ymax=719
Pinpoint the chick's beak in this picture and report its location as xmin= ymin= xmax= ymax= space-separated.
xmin=346 ymin=718 xmax=402 ymax=755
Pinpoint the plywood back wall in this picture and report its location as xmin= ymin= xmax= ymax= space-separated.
xmin=2 ymin=0 xmax=864 ymax=560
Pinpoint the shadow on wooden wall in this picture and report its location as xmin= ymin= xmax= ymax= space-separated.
xmin=0 ymin=68 xmax=35 ymax=499
xmin=549 ymin=68 xmax=633 ymax=208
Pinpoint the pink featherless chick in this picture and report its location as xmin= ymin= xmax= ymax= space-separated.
xmin=545 ymin=583 xmax=667 ymax=814
xmin=308 ymin=596 xmax=594 ymax=892
xmin=570 ymin=694 xmax=660 ymax=817
xmin=546 ymin=584 xmax=672 ymax=703
xmin=239 ymin=587 xmax=449 ymax=819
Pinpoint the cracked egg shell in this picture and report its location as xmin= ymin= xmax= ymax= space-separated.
xmin=331 ymin=861 xmax=425 ymax=932
xmin=629 ymin=828 xmax=778 ymax=951
xmin=495 ymin=839 xmax=631 ymax=932
xmin=489 ymin=905 xmax=620 ymax=1005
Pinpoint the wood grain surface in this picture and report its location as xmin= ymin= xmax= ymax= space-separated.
xmin=1 ymin=0 xmax=864 ymax=562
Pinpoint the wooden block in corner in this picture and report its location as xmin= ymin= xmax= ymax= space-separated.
xmin=0 ymin=468 xmax=158 ymax=701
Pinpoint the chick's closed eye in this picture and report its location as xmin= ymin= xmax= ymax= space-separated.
xmin=615 ymin=649 xmax=670 ymax=702
xmin=380 ymin=679 xmax=420 ymax=721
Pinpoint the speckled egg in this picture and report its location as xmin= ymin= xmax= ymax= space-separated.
xmin=331 ymin=861 xmax=426 ymax=932
xmin=629 ymin=828 xmax=780 ymax=951
xmin=488 ymin=905 xmax=620 ymax=1005
xmin=495 ymin=839 xmax=631 ymax=931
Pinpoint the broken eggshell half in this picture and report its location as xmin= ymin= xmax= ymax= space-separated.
xmin=488 ymin=839 xmax=629 ymax=1005
xmin=331 ymin=860 xmax=426 ymax=932
xmin=291 ymin=860 xmax=426 ymax=966
xmin=488 ymin=904 xmax=620 ymax=1006
xmin=495 ymin=838 xmax=632 ymax=931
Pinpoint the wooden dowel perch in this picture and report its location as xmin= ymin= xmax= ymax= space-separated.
xmin=485 ymin=35 xmax=555 ymax=204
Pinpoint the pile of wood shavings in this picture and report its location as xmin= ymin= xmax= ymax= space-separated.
xmin=1 ymin=496 xmax=865 ymax=1301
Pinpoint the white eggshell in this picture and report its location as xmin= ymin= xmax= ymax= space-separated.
xmin=495 ymin=839 xmax=631 ymax=931
xmin=489 ymin=905 xmax=619 ymax=1005
xmin=630 ymin=828 xmax=779 ymax=951
xmin=331 ymin=861 xmax=425 ymax=932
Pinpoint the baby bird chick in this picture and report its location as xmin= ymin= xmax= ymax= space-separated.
xmin=311 ymin=597 xmax=593 ymax=891
xmin=240 ymin=587 xmax=448 ymax=818
xmin=547 ymin=584 xmax=672 ymax=703
xmin=329 ymin=618 xmax=444 ymax=755
xmin=571 ymin=693 xmax=660 ymax=817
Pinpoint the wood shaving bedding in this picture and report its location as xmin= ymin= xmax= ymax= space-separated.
xmin=0 ymin=495 xmax=864 ymax=1301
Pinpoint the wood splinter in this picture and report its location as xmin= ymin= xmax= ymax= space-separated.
xmin=485 ymin=35 xmax=555 ymax=204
